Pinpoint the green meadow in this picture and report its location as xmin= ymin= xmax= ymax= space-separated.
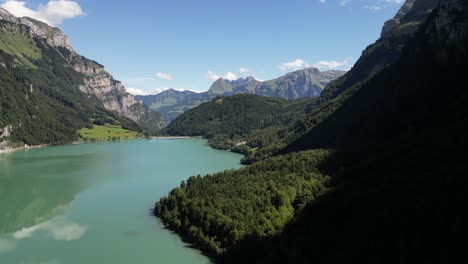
xmin=78 ymin=124 xmax=139 ymax=141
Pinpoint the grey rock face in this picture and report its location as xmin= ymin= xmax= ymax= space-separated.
xmin=381 ymin=0 xmax=440 ymax=37
xmin=252 ymin=68 xmax=346 ymax=100
xmin=381 ymin=0 xmax=417 ymax=37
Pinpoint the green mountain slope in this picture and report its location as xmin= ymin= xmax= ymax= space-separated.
xmin=0 ymin=8 xmax=164 ymax=149
xmin=155 ymin=0 xmax=468 ymax=262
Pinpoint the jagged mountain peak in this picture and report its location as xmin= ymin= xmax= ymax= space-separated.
xmin=283 ymin=67 xmax=320 ymax=78
xmin=208 ymin=76 xmax=257 ymax=94
xmin=381 ymin=0 xmax=439 ymax=37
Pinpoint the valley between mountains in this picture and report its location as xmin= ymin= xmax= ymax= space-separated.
xmin=1 ymin=0 xmax=467 ymax=263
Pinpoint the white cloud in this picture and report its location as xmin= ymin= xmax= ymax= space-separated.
xmin=278 ymin=57 xmax=350 ymax=72
xmin=13 ymin=217 xmax=87 ymax=241
xmin=206 ymin=70 xmax=238 ymax=81
xmin=126 ymin=87 xmax=150 ymax=96
xmin=224 ymin=72 xmax=238 ymax=80
xmin=127 ymin=87 xmax=168 ymax=96
xmin=128 ymin=87 xmax=202 ymax=96
xmin=312 ymin=57 xmax=352 ymax=70
xmin=364 ymin=5 xmax=383 ymax=10
xmin=364 ymin=0 xmax=404 ymax=11
xmin=156 ymin=72 xmax=174 ymax=81
xmin=385 ymin=0 xmax=404 ymax=4
xmin=340 ymin=0 xmax=351 ymax=7
xmin=1 ymin=0 xmax=84 ymax=26
xmin=278 ymin=59 xmax=310 ymax=71
xmin=319 ymin=0 xmax=326 ymax=3
xmin=206 ymin=71 xmax=221 ymax=81
xmin=239 ymin=67 xmax=249 ymax=74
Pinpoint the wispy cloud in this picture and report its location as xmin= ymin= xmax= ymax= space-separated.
xmin=385 ymin=0 xmax=404 ymax=4
xmin=319 ymin=0 xmax=326 ymax=3
xmin=364 ymin=5 xmax=383 ymax=10
xmin=126 ymin=87 xmax=148 ymax=96
xmin=239 ymin=67 xmax=249 ymax=74
xmin=1 ymin=0 xmax=84 ymax=26
xmin=278 ymin=59 xmax=310 ymax=71
xmin=278 ymin=57 xmax=352 ymax=72
xmin=206 ymin=70 xmax=238 ymax=81
xmin=155 ymin=72 xmax=174 ymax=81
xmin=312 ymin=57 xmax=352 ymax=70
xmin=364 ymin=0 xmax=405 ymax=11
xmin=127 ymin=87 xmax=166 ymax=96
xmin=128 ymin=87 xmax=201 ymax=96
xmin=340 ymin=0 xmax=352 ymax=7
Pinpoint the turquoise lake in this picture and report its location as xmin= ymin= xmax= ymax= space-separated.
xmin=0 ymin=139 xmax=243 ymax=264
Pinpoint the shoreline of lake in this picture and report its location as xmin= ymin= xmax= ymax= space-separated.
xmin=0 ymin=136 xmax=203 ymax=155
xmin=0 ymin=144 xmax=48 ymax=155
xmin=152 ymin=136 xmax=202 ymax=140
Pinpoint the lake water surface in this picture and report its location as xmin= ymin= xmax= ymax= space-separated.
xmin=0 ymin=139 xmax=243 ymax=264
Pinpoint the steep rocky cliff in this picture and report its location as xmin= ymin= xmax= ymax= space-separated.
xmin=0 ymin=8 xmax=165 ymax=131
xmin=248 ymin=68 xmax=345 ymax=100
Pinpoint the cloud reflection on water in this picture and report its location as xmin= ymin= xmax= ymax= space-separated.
xmin=13 ymin=217 xmax=87 ymax=241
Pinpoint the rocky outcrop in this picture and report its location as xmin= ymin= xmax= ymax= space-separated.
xmin=20 ymin=17 xmax=74 ymax=51
xmin=0 ymin=8 xmax=165 ymax=131
xmin=0 ymin=125 xmax=12 ymax=151
xmin=72 ymin=58 xmax=165 ymax=130
xmin=251 ymin=68 xmax=346 ymax=100
xmin=381 ymin=0 xmax=417 ymax=36
xmin=381 ymin=0 xmax=440 ymax=37
xmin=208 ymin=76 xmax=260 ymax=95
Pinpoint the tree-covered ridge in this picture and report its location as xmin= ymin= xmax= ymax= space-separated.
xmin=163 ymin=94 xmax=308 ymax=156
xmin=155 ymin=149 xmax=332 ymax=256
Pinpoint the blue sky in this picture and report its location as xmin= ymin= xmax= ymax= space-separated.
xmin=1 ymin=0 xmax=405 ymax=94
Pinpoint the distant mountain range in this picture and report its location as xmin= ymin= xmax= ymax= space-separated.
xmin=136 ymin=68 xmax=345 ymax=123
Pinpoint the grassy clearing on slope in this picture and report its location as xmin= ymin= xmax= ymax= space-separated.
xmin=78 ymin=124 xmax=139 ymax=141
xmin=0 ymin=32 xmax=41 ymax=68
